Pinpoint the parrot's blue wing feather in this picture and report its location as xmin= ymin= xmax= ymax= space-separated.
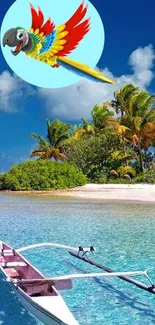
xmin=40 ymin=30 xmax=56 ymax=54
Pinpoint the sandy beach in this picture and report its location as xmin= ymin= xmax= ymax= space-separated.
xmin=1 ymin=184 xmax=155 ymax=203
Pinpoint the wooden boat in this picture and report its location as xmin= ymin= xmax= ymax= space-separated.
xmin=0 ymin=241 xmax=154 ymax=325
xmin=0 ymin=241 xmax=79 ymax=325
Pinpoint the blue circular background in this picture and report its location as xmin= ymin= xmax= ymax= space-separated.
xmin=0 ymin=0 xmax=105 ymax=88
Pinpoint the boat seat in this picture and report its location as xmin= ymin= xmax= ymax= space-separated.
xmin=1 ymin=262 xmax=27 ymax=268
xmin=5 ymin=267 xmax=20 ymax=278
xmin=0 ymin=249 xmax=16 ymax=256
xmin=23 ymin=283 xmax=48 ymax=296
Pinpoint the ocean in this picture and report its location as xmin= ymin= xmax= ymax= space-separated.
xmin=0 ymin=194 xmax=155 ymax=325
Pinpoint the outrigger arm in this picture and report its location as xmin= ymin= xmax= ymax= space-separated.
xmin=12 ymin=269 xmax=152 ymax=287
xmin=69 ymin=251 xmax=155 ymax=294
xmin=16 ymin=242 xmax=95 ymax=253
xmin=51 ymin=269 xmax=154 ymax=283
xmin=15 ymin=242 xmax=155 ymax=295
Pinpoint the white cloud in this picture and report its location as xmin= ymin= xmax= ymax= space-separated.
xmin=128 ymin=45 xmax=155 ymax=87
xmin=0 ymin=71 xmax=35 ymax=112
xmin=1 ymin=45 xmax=154 ymax=117
xmin=38 ymin=45 xmax=155 ymax=120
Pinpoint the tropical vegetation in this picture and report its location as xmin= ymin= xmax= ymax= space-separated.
xmin=0 ymin=161 xmax=87 ymax=190
xmin=30 ymin=120 xmax=71 ymax=161
xmin=0 ymin=83 xmax=155 ymax=190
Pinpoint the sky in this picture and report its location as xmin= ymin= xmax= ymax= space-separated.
xmin=0 ymin=0 xmax=155 ymax=172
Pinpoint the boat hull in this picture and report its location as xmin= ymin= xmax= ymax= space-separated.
xmin=14 ymin=286 xmax=65 ymax=325
xmin=0 ymin=241 xmax=79 ymax=325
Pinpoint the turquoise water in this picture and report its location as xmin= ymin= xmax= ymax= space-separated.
xmin=0 ymin=194 xmax=155 ymax=325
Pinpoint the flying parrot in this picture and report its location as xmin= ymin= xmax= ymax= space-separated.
xmin=2 ymin=1 xmax=116 ymax=84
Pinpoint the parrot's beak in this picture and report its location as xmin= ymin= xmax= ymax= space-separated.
xmin=11 ymin=42 xmax=23 ymax=56
xmin=2 ymin=28 xmax=29 ymax=56
xmin=3 ymin=39 xmax=6 ymax=47
xmin=3 ymin=29 xmax=18 ymax=47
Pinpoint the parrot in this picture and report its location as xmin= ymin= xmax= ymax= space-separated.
xmin=2 ymin=1 xmax=116 ymax=84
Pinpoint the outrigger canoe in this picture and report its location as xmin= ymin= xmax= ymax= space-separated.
xmin=0 ymin=241 xmax=79 ymax=325
xmin=0 ymin=241 xmax=155 ymax=325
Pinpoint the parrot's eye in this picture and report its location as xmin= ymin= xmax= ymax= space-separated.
xmin=17 ymin=31 xmax=24 ymax=40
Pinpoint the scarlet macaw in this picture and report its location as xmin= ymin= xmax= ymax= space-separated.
xmin=2 ymin=2 xmax=116 ymax=84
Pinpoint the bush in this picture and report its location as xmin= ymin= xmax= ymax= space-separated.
xmin=66 ymin=134 xmax=124 ymax=180
xmin=0 ymin=174 xmax=21 ymax=191
xmin=134 ymin=169 xmax=155 ymax=184
xmin=107 ymin=178 xmax=133 ymax=184
xmin=93 ymin=177 xmax=108 ymax=184
xmin=0 ymin=160 xmax=87 ymax=191
xmin=94 ymin=177 xmax=133 ymax=184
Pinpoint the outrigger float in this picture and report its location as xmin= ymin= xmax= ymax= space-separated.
xmin=0 ymin=241 xmax=155 ymax=325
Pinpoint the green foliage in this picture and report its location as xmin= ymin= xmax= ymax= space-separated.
xmin=109 ymin=84 xmax=155 ymax=171
xmin=46 ymin=119 xmax=71 ymax=147
xmin=0 ymin=161 xmax=87 ymax=191
xmin=109 ymin=166 xmax=136 ymax=181
xmin=93 ymin=176 xmax=134 ymax=184
xmin=0 ymin=173 xmax=21 ymax=191
xmin=117 ymin=166 xmax=136 ymax=177
xmin=93 ymin=177 xmax=108 ymax=184
xmin=91 ymin=104 xmax=114 ymax=132
xmin=107 ymin=178 xmax=133 ymax=184
xmin=66 ymin=133 xmax=124 ymax=180
xmin=30 ymin=119 xmax=71 ymax=160
xmin=1 ymin=84 xmax=155 ymax=188
xmin=134 ymin=169 xmax=155 ymax=184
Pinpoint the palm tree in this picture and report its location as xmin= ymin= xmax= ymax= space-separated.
xmin=91 ymin=104 xmax=114 ymax=133
xmin=110 ymin=166 xmax=136 ymax=180
xmin=30 ymin=120 xmax=71 ymax=161
xmin=81 ymin=117 xmax=95 ymax=135
xmin=69 ymin=105 xmax=114 ymax=141
xmin=69 ymin=124 xmax=87 ymax=139
xmin=110 ymin=84 xmax=139 ymax=117
xmin=107 ymin=121 xmax=132 ymax=165
xmin=111 ymin=87 xmax=155 ymax=171
xmin=123 ymin=93 xmax=155 ymax=171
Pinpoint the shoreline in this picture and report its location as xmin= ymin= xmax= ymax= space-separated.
xmin=1 ymin=184 xmax=155 ymax=203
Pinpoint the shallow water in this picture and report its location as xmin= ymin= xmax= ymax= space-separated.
xmin=0 ymin=194 xmax=155 ymax=325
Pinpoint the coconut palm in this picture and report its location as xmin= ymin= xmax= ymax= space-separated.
xmin=81 ymin=117 xmax=95 ymax=135
xmin=30 ymin=120 xmax=71 ymax=161
xmin=69 ymin=105 xmax=114 ymax=141
xmin=120 ymin=91 xmax=155 ymax=171
xmin=107 ymin=120 xmax=133 ymax=165
xmin=69 ymin=124 xmax=87 ymax=139
xmin=110 ymin=84 xmax=139 ymax=117
xmin=91 ymin=104 xmax=114 ymax=133
xmin=110 ymin=166 xmax=136 ymax=180
xmin=109 ymin=85 xmax=155 ymax=171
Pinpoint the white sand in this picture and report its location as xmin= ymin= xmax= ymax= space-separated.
xmin=65 ymin=184 xmax=155 ymax=203
xmin=2 ymin=184 xmax=155 ymax=203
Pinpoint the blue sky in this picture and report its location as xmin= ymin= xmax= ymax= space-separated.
xmin=0 ymin=0 xmax=155 ymax=171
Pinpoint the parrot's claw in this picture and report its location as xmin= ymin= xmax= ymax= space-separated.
xmin=52 ymin=63 xmax=61 ymax=68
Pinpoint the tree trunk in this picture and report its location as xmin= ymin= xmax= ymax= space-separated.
xmin=122 ymin=134 xmax=128 ymax=166
xmin=137 ymin=141 xmax=144 ymax=172
xmin=144 ymin=150 xmax=147 ymax=169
